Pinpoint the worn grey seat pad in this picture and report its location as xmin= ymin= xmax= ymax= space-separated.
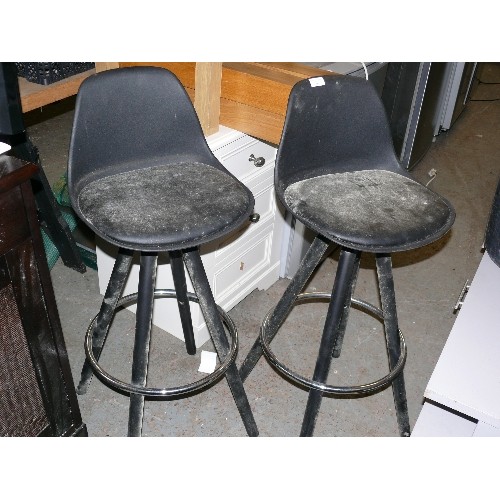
xmin=284 ymin=169 xmax=453 ymax=251
xmin=78 ymin=162 xmax=251 ymax=249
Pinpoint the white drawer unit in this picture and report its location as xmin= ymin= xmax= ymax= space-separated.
xmin=412 ymin=250 xmax=500 ymax=437
xmin=95 ymin=126 xmax=285 ymax=347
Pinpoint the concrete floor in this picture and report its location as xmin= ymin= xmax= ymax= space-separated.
xmin=25 ymin=63 xmax=500 ymax=437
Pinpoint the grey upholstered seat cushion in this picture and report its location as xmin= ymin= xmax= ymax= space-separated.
xmin=284 ymin=169 xmax=454 ymax=252
xmin=77 ymin=162 xmax=252 ymax=251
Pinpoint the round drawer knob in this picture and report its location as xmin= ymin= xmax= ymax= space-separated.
xmin=249 ymin=154 xmax=265 ymax=167
xmin=249 ymin=213 xmax=261 ymax=223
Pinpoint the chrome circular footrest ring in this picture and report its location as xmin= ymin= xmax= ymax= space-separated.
xmin=84 ymin=289 xmax=238 ymax=397
xmin=259 ymin=292 xmax=407 ymax=396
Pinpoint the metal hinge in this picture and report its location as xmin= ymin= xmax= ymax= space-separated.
xmin=453 ymin=280 xmax=470 ymax=313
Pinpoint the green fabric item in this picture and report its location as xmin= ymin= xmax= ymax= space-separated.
xmin=42 ymin=171 xmax=97 ymax=271
xmin=52 ymin=171 xmax=72 ymax=207
xmin=41 ymin=208 xmax=78 ymax=269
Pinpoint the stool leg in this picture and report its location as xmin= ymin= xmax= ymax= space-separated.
xmin=300 ymin=248 xmax=360 ymax=437
xmin=375 ymin=254 xmax=411 ymax=437
xmin=128 ymin=253 xmax=157 ymax=437
xmin=170 ymin=250 xmax=197 ymax=355
xmin=77 ymin=247 xmax=133 ymax=395
xmin=332 ymin=251 xmax=360 ymax=358
xmin=183 ymin=247 xmax=259 ymax=437
xmin=239 ymin=235 xmax=331 ymax=382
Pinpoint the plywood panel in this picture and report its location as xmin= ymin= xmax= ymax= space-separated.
xmin=119 ymin=62 xmax=196 ymax=88
xmin=19 ymin=69 xmax=95 ymax=112
xmin=219 ymin=97 xmax=284 ymax=145
xmin=19 ymin=61 xmax=334 ymax=144
xmin=95 ymin=62 xmax=119 ymax=72
xmin=195 ymin=63 xmax=222 ymax=135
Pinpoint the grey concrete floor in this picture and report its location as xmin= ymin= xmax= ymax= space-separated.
xmin=26 ymin=63 xmax=500 ymax=437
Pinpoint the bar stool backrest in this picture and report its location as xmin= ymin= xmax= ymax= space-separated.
xmin=67 ymin=66 xmax=224 ymax=205
xmin=274 ymin=74 xmax=408 ymax=201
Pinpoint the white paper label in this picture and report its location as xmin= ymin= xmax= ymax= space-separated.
xmin=0 ymin=142 xmax=11 ymax=155
xmin=309 ymin=77 xmax=325 ymax=87
xmin=198 ymin=350 xmax=217 ymax=374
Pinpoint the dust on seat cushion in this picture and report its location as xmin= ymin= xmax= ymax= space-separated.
xmin=77 ymin=162 xmax=251 ymax=250
xmin=284 ymin=169 xmax=453 ymax=252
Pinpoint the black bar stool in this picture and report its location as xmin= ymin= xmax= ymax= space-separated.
xmin=239 ymin=74 xmax=455 ymax=437
xmin=67 ymin=66 xmax=258 ymax=437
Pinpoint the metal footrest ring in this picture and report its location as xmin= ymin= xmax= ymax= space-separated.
xmin=259 ymin=292 xmax=407 ymax=396
xmin=84 ymin=289 xmax=238 ymax=397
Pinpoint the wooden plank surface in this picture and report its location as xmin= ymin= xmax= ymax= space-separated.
xmin=195 ymin=63 xmax=222 ymax=135
xmin=119 ymin=62 xmax=196 ymax=88
xmin=19 ymin=62 xmax=335 ymax=144
xmin=252 ymin=62 xmax=336 ymax=78
xmin=19 ymin=69 xmax=95 ymax=112
xmin=120 ymin=62 xmax=333 ymax=142
xmin=220 ymin=97 xmax=284 ymax=145
xmin=219 ymin=63 xmax=333 ymax=142
xmin=95 ymin=62 xmax=119 ymax=72
xmin=221 ymin=63 xmax=297 ymax=116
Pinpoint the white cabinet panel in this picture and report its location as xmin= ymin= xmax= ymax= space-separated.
xmin=411 ymin=401 xmax=476 ymax=437
xmin=424 ymin=251 xmax=500 ymax=428
xmin=414 ymin=251 xmax=500 ymax=436
xmin=214 ymin=230 xmax=273 ymax=303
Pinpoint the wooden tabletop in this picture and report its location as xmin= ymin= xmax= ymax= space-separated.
xmin=0 ymin=155 xmax=37 ymax=193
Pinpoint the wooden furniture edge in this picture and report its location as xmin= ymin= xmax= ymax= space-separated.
xmin=19 ymin=69 xmax=95 ymax=113
xmin=194 ymin=63 xmax=222 ymax=135
xmin=19 ymin=63 xmax=119 ymax=113
xmin=19 ymin=62 xmax=335 ymax=144
xmin=120 ymin=62 xmax=333 ymax=142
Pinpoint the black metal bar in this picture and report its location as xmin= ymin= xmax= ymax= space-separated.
xmin=77 ymin=248 xmax=133 ymax=394
xmin=332 ymin=251 xmax=361 ymax=358
xmin=183 ymin=247 xmax=259 ymax=437
xmin=170 ymin=250 xmax=196 ymax=355
xmin=13 ymin=136 xmax=88 ymax=274
xmin=128 ymin=253 xmax=157 ymax=437
xmin=32 ymin=169 xmax=87 ymax=274
xmin=375 ymin=254 xmax=411 ymax=437
xmin=239 ymin=234 xmax=331 ymax=382
xmin=1 ymin=63 xmax=85 ymax=273
xmin=300 ymin=248 xmax=360 ymax=437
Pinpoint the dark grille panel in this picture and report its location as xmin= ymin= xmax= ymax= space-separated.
xmin=0 ymin=284 xmax=49 ymax=436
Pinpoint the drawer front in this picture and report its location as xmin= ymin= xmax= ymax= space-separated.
xmin=0 ymin=187 xmax=30 ymax=255
xmin=213 ymin=230 xmax=273 ymax=303
xmin=213 ymin=136 xmax=277 ymax=182
xmin=214 ymin=183 xmax=276 ymax=262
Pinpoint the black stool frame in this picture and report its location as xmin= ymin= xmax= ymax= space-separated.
xmin=240 ymin=236 xmax=410 ymax=437
xmin=239 ymin=74 xmax=455 ymax=437
xmin=79 ymin=247 xmax=258 ymax=437
xmin=67 ymin=66 xmax=259 ymax=437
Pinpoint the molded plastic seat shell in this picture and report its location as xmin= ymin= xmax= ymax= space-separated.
xmin=77 ymin=161 xmax=252 ymax=251
xmin=275 ymin=75 xmax=455 ymax=253
xmin=68 ymin=66 xmax=254 ymax=252
xmin=284 ymin=169 xmax=454 ymax=253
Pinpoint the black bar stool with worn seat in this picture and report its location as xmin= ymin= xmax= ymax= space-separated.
xmin=239 ymin=74 xmax=455 ymax=437
xmin=67 ymin=66 xmax=258 ymax=437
